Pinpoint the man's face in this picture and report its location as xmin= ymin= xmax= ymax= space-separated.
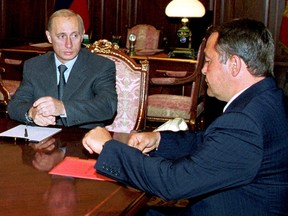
xmin=202 ymin=32 xmax=231 ymax=102
xmin=46 ymin=16 xmax=84 ymax=64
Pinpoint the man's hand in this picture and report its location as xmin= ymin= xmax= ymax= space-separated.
xmin=33 ymin=96 xmax=66 ymax=117
xmin=28 ymin=96 xmax=65 ymax=126
xmin=82 ymin=127 xmax=112 ymax=154
xmin=128 ymin=132 xmax=161 ymax=153
xmin=30 ymin=106 xmax=56 ymax=126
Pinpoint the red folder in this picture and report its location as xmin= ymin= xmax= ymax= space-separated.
xmin=49 ymin=156 xmax=115 ymax=182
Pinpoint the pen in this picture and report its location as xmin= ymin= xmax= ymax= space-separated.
xmin=24 ymin=127 xmax=28 ymax=138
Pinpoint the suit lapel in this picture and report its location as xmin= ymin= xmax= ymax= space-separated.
xmin=63 ymin=49 xmax=88 ymax=100
xmin=40 ymin=53 xmax=58 ymax=98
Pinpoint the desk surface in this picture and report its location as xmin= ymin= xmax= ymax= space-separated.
xmin=0 ymin=119 xmax=149 ymax=216
xmin=0 ymin=43 xmax=53 ymax=55
xmin=131 ymin=52 xmax=197 ymax=64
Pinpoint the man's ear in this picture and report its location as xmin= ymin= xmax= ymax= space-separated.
xmin=229 ymin=55 xmax=241 ymax=77
xmin=46 ymin=30 xmax=52 ymax=43
xmin=81 ymin=31 xmax=85 ymax=42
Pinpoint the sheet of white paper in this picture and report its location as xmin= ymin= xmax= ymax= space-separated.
xmin=0 ymin=124 xmax=62 ymax=142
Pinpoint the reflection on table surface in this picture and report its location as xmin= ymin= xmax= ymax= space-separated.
xmin=0 ymin=119 xmax=149 ymax=216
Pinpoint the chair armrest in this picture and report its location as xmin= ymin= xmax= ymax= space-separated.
xmin=4 ymin=58 xmax=23 ymax=65
xmin=150 ymin=72 xmax=199 ymax=86
xmin=155 ymin=70 xmax=188 ymax=77
xmin=150 ymin=77 xmax=178 ymax=85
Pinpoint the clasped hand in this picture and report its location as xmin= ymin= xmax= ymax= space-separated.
xmin=128 ymin=131 xmax=161 ymax=153
xmin=30 ymin=96 xmax=66 ymax=126
xmin=82 ymin=127 xmax=161 ymax=154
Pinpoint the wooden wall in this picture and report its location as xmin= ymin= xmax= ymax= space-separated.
xmin=0 ymin=0 xmax=54 ymax=47
xmin=89 ymin=0 xmax=212 ymax=50
xmin=0 ymin=0 xmax=286 ymax=53
xmin=213 ymin=0 xmax=286 ymax=54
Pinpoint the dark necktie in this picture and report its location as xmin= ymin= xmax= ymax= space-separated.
xmin=58 ymin=64 xmax=68 ymax=100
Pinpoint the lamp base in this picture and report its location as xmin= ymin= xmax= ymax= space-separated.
xmin=168 ymin=48 xmax=195 ymax=59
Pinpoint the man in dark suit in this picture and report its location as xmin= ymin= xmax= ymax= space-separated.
xmin=8 ymin=9 xmax=117 ymax=129
xmin=82 ymin=18 xmax=288 ymax=215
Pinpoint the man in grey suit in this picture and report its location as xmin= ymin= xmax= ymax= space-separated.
xmin=8 ymin=9 xmax=117 ymax=129
xmin=82 ymin=19 xmax=288 ymax=215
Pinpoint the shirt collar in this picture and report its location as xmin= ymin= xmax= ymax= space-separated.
xmin=223 ymin=87 xmax=249 ymax=112
xmin=55 ymin=54 xmax=78 ymax=70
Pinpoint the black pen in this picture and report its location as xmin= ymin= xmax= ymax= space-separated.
xmin=24 ymin=127 xmax=28 ymax=138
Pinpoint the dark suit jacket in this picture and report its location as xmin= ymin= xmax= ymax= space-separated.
xmin=8 ymin=48 xmax=117 ymax=129
xmin=96 ymin=77 xmax=288 ymax=215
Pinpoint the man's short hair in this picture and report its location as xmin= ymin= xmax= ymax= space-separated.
xmin=212 ymin=18 xmax=275 ymax=77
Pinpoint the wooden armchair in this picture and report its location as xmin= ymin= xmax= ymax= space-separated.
xmin=126 ymin=24 xmax=160 ymax=50
xmin=0 ymin=67 xmax=11 ymax=118
xmin=87 ymin=39 xmax=149 ymax=133
xmin=146 ymin=37 xmax=207 ymax=131
xmin=0 ymin=53 xmax=22 ymax=97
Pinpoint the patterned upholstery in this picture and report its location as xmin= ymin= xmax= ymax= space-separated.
xmin=146 ymin=38 xmax=207 ymax=131
xmin=148 ymin=94 xmax=204 ymax=120
xmin=87 ymin=39 xmax=149 ymax=133
xmin=126 ymin=24 xmax=160 ymax=50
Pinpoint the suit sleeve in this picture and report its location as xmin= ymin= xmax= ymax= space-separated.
xmin=96 ymin=112 xmax=263 ymax=201
xmin=7 ymin=60 xmax=42 ymax=124
xmin=149 ymin=130 xmax=203 ymax=159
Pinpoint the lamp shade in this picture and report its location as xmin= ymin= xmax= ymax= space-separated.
xmin=165 ymin=0 xmax=206 ymax=18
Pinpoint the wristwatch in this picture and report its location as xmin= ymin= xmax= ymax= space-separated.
xmin=25 ymin=111 xmax=33 ymax=123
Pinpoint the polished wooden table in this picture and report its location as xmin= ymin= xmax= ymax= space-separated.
xmin=0 ymin=119 xmax=150 ymax=215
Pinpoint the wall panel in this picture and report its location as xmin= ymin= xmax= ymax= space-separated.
xmin=212 ymin=0 xmax=285 ymax=52
xmin=0 ymin=0 xmax=53 ymax=47
xmin=0 ymin=0 xmax=285 ymax=53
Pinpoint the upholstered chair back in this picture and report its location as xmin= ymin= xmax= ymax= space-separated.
xmin=88 ymin=40 xmax=149 ymax=133
xmin=126 ymin=24 xmax=160 ymax=50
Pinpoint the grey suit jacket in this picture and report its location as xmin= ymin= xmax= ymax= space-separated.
xmin=96 ymin=77 xmax=288 ymax=215
xmin=8 ymin=48 xmax=117 ymax=129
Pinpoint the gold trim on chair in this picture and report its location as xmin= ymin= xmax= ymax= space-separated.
xmin=87 ymin=39 xmax=120 ymax=53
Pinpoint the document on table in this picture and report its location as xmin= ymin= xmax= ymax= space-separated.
xmin=0 ymin=124 xmax=62 ymax=142
xmin=49 ymin=156 xmax=115 ymax=182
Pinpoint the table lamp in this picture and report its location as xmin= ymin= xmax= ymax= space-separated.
xmin=165 ymin=0 xmax=205 ymax=58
